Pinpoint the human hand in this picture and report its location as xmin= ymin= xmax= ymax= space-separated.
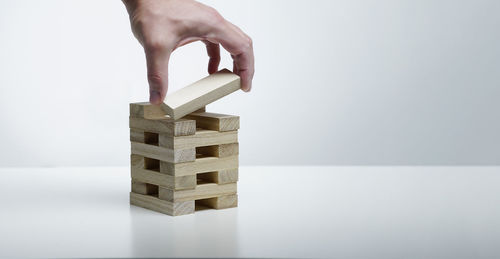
xmin=123 ymin=0 xmax=254 ymax=104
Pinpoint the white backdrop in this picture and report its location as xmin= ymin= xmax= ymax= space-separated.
xmin=0 ymin=0 xmax=499 ymax=166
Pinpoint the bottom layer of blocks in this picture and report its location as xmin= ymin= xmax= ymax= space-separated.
xmin=130 ymin=184 xmax=238 ymax=216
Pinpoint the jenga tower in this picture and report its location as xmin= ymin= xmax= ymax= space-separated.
xmin=128 ymin=69 xmax=241 ymax=216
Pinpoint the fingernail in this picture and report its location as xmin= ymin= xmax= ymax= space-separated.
xmin=150 ymin=91 xmax=161 ymax=104
xmin=243 ymin=83 xmax=252 ymax=92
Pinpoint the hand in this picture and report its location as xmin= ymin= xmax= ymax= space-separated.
xmin=123 ymin=0 xmax=254 ymax=104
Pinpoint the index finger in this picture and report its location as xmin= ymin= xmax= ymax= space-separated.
xmin=208 ymin=21 xmax=254 ymax=91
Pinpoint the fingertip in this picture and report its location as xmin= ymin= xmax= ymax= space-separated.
xmin=149 ymin=90 xmax=162 ymax=104
xmin=241 ymin=81 xmax=252 ymax=92
xmin=208 ymin=63 xmax=218 ymax=74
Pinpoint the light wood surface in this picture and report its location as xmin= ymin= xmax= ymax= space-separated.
xmin=197 ymin=194 xmax=238 ymax=209
xmin=160 ymin=156 xmax=238 ymax=176
xmin=130 ymin=129 xmax=146 ymax=143
xmin=131 ymin=154 xmax=196 ymax=190
xmin=131 ymin=142 xmax=195 ymax=163
xmin=197 ymin=169 xmax=239 ymax=184
xmin=161 ymin=69 xmax=240 ymax=120
xmin=159 ymin=182 xmax=237 ymax=202
xmin=131 ymin=180 xmax=158 ymax=195
xmin=130 ymin=192 xmax=194 ymax=216
xmin=159 ymin=129 xmax=238 ymax=149
xmin=129 ymin=102 xmax=166 ymax=119
xmin=129 ymin=100 xmax=240 ymax=216
xmin=196 ymin=143 xmax=239 ymax=158
xmin=217 ymin=169 xmax=239 ymax=184
xmin=194 ymin=107 xmax=206 ymax=113
xmin=131 ymin=167 xmax=196 ymax=191
xmin=185 ymin=112 xmax=240 ymax=132
xmin=129 ymin=117 xmax=196 ymax=137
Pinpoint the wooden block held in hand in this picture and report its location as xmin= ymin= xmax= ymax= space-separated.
xmin=161 ymin=69 xmax=240 ymax=120
xmin=194 ymin=106 xmax=206 ymax=113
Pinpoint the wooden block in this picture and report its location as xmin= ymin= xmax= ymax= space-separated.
xmin=161 ymin=69 xmax=240 ymax=120
xmin=130 ymin=130 xmax=161 ymax=145
xmin=131 ymin=180 xmax=158 ymax=195
xmin=131 ymin=167 xmax=196 ymax=190
xmin=159 ymin=130 xmax=238 ymax=150
xmin=130 ymin=129 xmax=145 ymax=143
xmin=196 ymin=143 xmax=239 ymax=158
xmin=197 ymin=194 xmax=238 ymax=209
xmin=185 ymin=112 xmax=239 ymax=132
xmin=129 ymin=117 xmax=196 ymax=136
xmin=130 ymin=192 xmax=194 ymax=216
xmin=160 ymin=156 xmax=239 ymax=176
xmin=131 ymin=142 xmax=195 ymax=163
xmin=218 ymin=169 xmax=239 ymax=184
xmin=159 ymin=182 xmax=237 ymax=202
xmin=130 ymin=102 xmax=166 ymax=119
xmin=214 ymin=194 xmax=238 ymax=209
xmin=131 ymin=154 xmax=144 ymax=168
xmin=131 ymin=154 xmax=196 ymax=190
xmin=197 ymin=169 xmax=238 ymax=184
xmin=131 ymin=154 xmax=160 ymax=171
xmin=194 ymin=106 xmax=206 ymax=113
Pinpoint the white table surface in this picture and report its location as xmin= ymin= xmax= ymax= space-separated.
xmin=0 ymin=166 xmax=499 ymax=258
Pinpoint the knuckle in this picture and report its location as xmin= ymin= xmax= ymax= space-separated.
xmin=237 ymin=36 xmax=253 ymax=54
xmin=144 ymin=36 xmax=166 ymax=52
xmin=147 ymin=74 xmax=164 ymax=88
xmin=205 ymin=7 xmax=225 ymax=26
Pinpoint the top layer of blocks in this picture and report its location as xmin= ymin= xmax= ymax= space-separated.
xmin=129 ymin=103 xmax=240 ymax=135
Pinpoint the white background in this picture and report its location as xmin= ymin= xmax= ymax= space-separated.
xmin=0 ymin=0 xmax=499 ymax=167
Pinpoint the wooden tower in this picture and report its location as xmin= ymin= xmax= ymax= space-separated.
xmin=128 ymin=69 xmax=241 ymax=216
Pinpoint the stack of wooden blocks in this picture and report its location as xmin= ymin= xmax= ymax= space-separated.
xmin=128 ymin=69 xmax=241 ymax=216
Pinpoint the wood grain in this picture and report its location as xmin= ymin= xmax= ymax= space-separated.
xmin=197 ymin=169 xmax=238 ymax=184
xmin=131 ymin=154 xmax=196 ymax=190
xmin=160 ymin=155 xmax=238 ymax=176
xmin=194 ymin=106 xmax=206 ymax=113
xmin=131 ymin=180 xmax=158 ymax=195
xmin=185 ymin=112 xmax=240 ymax=132
xmin=129 ymin=117 xmax=196 ymax=136
xmin=159 ymin=129 xmax=237 ymax=150
xmin=131 ymin=167 xmax=196 ymax=191
xmin=130 ymin=192 xmax=194 ymax=216
xmin=197 ymin=194 xmax=238 ymax=209
xmin=130 ymin=102 xmax=166 ymax=119
xmin=159 ymin=182 xmax=237 ymax=202
xmin=131 ymin=142 xmax=195 ymax=163
xmin=161 ymin=69 xmax=240 ymax=120
xmin=130 ymin=129 xmax=145 ymax=143
xmin=196 ymin=143 xmax=239 ymax=158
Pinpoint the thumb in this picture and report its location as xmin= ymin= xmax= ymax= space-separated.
xmin=145 ymin=47 xmax=171 ymax=104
